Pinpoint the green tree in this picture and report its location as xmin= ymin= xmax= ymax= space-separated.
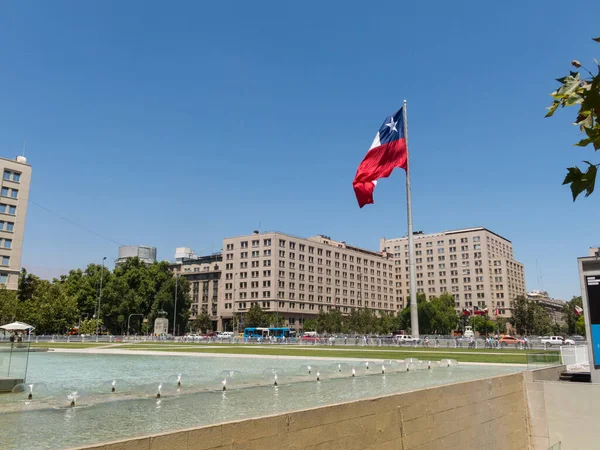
xmin=377 ymin=311 xmax=395 ymax=335
xmin=316 ymin=309 xmax=343 ymax=334
xmin=546 ymin=36 xmax=600 ymax=200
xmin=492 ymin=319 xmax=507 ymax=335
xmin=576 ymin=315 xmax=586 ymax=336
xmin=0 ymin=287 xmax=18 ymax=324
xmin=562 ymin=296 xmax=583 ymax=335
xmin=18 ymin=268 xmax=46 ymax=302
xmin=245 ymin=304 xmax=269 ymax=327
xmin=509 ymin=296 xmax=553 ymax=336
xmin=149 ymin=274 xmax=191 ymax=336
xmin=79 ymin=318 xmax=102 ymax=335
xmin=18 ymin=281 xmax=79 ymax=334
xmin=269 ymin=314 xmax=285 ymax=327
xmin=191 ymin=312 xmax=213 ymax=333
xmin=303 ymin=318 xmax=317 ymax=332
xmin=469 ymin=315 xmax=495 ymax=336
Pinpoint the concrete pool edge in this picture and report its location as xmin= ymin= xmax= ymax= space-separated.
xmin=68 ymin=366 xmax=559 ymax=450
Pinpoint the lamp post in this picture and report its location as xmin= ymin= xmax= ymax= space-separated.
xmin=173 ymin=273 xmax=179 ymax=338
xmin=95 ymin=257 xmax=107 ymax=341
xmin=127 ymin=314 xmax=144 ymax=336
xmin=233 ymin=272 xmax=237 ymax=333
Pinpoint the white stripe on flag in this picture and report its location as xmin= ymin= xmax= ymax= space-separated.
xmin=369 ymin=132 xmax=381 ymax=151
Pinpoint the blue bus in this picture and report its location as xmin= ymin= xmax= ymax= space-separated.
xmin=269 ymin=327 xmax=294 ymax=340
xmin=243 ymin=327 xmax=270 ymax=339
xmin=243 ymin=327 xmax=296 ymax=341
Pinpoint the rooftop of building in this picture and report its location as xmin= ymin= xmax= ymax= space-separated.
xmin=173 ymin=253 xmax=223 ymax=266
xmin=0 ymin=155 xmax=30 ymax=167
xmin=223 ymin=230 xmax=387 ymax=259
xmin=382 ymin=226 xmax=512 ymax=244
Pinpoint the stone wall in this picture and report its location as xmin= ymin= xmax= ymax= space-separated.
xmin=75 ymin=371 xmax=530 ymax=450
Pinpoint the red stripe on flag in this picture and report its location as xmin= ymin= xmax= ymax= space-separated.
xmin=353 ymin=139 xmax=407 ymax=208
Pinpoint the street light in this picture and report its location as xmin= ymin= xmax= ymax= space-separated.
xmin=127 ymin=314 xmax=144 ymax=336
xmin=173 ymin=273 xmax=179 ymax=338
xmin=96 ymin=257 xmax=107 ymax=341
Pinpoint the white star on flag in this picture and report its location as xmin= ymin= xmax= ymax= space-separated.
xmin=385 ymin=118 xmax=398 ymax=132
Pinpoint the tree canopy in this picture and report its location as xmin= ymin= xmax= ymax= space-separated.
xmin=546 ymin=35 xmax=600 ymax=200
xmin=562 ymin=296 xmax=583 ymax=335
xmin=4 ymin=259 xmax=191 ymax=335
xmin=509 ymin=296 xmax=553 ymax=336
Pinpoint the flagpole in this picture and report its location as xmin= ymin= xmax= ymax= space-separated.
xmin=403 ymin=99 xmax=419 ymax=338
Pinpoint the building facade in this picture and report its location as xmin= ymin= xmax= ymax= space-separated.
xmin=380 ymin=227 xmax=526 ymax=318
xmin=116 ymin=245 xmax=157 ymax=266
xmin=219 ymin=231 xmax=396 ymax=331
xmin=171 ymin=253 xmax=222 ymax=329
xmin=526 ymin=290 xmax=566 ymax=325
xmin=0 ymin=156 xmax=31 ymax=290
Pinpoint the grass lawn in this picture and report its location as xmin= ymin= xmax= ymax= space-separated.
xmin=30 ymin=342 xmax=114 ymax=349
xmin=117 ymin=344 xmax=552 ymax=364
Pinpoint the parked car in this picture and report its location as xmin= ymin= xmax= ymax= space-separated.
xmin=396 ymin=335 xmax=420 ymax=344
xmin=499 ymin=336 xmax=525 ymax=346
xmin=540 ymin=336 xmax=573 ymax=346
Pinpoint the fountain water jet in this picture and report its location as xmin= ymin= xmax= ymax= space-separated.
xmin=67 ymin=391 xmax=80 ymax=408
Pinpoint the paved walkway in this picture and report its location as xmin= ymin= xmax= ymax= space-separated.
xmin=51 ymin=347 xmax=527 ymax=367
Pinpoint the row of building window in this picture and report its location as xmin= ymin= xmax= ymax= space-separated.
xmin=3 ymin=170 xmax=20 ymax=183
xmin=1 ymin=187 xmax=18 ymax=199
xmin=226 ymin=242 xmax=389 ymax=268
xmin=0 ymin=221 xmax=14 ymax=232
xmin=0 ymin=203 xmax=16 ymax=215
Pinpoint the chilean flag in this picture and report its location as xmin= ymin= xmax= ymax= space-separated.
xmin=353 ymin=108 xmax=408 ymax=208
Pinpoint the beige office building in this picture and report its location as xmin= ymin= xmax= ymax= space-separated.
xmin=220 ymin=231 xmax=396 ymax=331
xmin=171 ymin=253 xmax=222 ymax=329
xmin=380 ymin=227 xmax=526 ymax=318
xmin=0 ymin=156 xmax=31 ymax=290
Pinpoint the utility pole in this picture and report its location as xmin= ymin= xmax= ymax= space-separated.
xmin=173 ymin=273 xmax=179 ymax=337
xmin=95 ymin=257 xmax=107 ymax=341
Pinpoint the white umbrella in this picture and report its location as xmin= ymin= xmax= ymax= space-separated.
xmin=0 ymin=321 xmax=35 ymax=331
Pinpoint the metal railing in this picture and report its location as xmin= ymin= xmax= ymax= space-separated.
xmin=526 ymin=352 xmax=562 ymax=370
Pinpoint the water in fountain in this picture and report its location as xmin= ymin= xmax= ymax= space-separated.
xmin=217 ymin=369 xmax=243 ymax=391
xmin=404 ymin=358 xmax=419 ymax=365
xmin=329 ymin=363 xmax=351 ymax=378
xmin=167 ymin=374 xmax=185 ymax=392
xmin=66 ymin=390 xmax=82 ymax=408
xmin=103 ymin=379 xmax=129 ymax=394
xmin=262 ymin=368 xmax=285 ymax=387
xmin=406 ymin=362 xmax=418 ymax=372
xmin=382 ymin=360 xmax=404 ymax=374
xmin=11 ymin=382 xmax=50 ymax=401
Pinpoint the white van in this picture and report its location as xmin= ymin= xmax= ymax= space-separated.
xmin=217 ymin=331 xmax=234 ymax=339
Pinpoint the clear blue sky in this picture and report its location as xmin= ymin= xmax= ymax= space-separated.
xmin=0 ymin=1 xmax=598 ymax=300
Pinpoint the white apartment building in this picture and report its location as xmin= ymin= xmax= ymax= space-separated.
xmin=0 ymin=156 xmax=31 ymax=290
xmin=380 ymin=227 xmax=526 ymax=317
xmin=219 ymin=231 xmax=396 ymax=331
